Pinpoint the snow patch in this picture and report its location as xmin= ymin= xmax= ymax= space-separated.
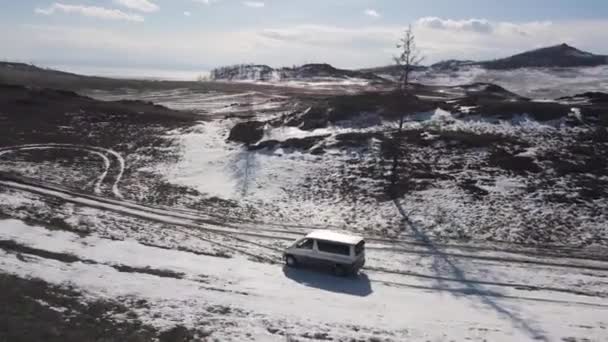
xmin=2 ymin=219 xmax=608 ymax=341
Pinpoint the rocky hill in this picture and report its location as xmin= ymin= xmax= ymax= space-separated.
xmin=480 ymin=44 xmax=608 ymax=69
xmin=209 ymin=63 xmax=387 ymax=82
xmin=209 ymin=64 xmax=275 ymax=81
xmin=430 ymin=59 xmax=476 ymax=71
xmin=0 ymin=61 xmax=205 ymax=91
xmin=362 ymin=44 xmax=608 ymax=79
xmin=356 ymin=64 xmax=427 ymax=77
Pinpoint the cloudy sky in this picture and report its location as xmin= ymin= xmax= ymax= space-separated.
xmin=1 ymin=0 xmax=608 ymax=73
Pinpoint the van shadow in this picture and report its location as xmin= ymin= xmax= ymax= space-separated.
xmin=282 ymin=266 xmax=373 ymax=297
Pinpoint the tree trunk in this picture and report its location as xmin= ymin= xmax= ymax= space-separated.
xmin=389 ymin=115 xmax=406 ymax=199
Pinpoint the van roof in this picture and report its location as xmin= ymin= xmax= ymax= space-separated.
xmin=306 ymin=230 xmax=364 ymax=245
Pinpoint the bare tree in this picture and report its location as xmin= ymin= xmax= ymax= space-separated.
xmin=387 ymin=25 xmax=424 ymax=199
xmin=394 ymin=25 xmax=424 ymax=96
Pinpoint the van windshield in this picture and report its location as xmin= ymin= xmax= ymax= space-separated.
xmin=355 ymin=241 xmax=365 ymax=255
xmin=295 ymin=238 xmax=314 ymax=249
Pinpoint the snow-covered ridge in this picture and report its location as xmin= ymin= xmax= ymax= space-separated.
xmin=209 ymin=63 xmax=386 ymax=83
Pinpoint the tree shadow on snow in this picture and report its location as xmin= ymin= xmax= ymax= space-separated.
xmin=393 ymin=199 xmax=549 ymax=341
xmin=282 ymin=266 xmax=373 ymax=297
xmin=229 ymin=148 xmax=259 ymax=197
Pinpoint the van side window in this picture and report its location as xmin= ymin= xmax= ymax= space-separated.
xmin=297 ymin=239 xmax=314 ymax=249
xmin=317 ymin=240 xmax=350 ymax=256
xmin=355 ymin=241 xmax=365 ymax=255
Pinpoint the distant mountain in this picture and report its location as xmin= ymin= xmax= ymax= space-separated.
xmin=430 ymin=59 xmax=476 ymax=71
xmin=209 ymin=64 xmax=275 ymax=81
xmin=480 ymin=44 xmax=608 ymax=69
xmin=210 ymin=63 xmax=387 ymax=82
xmin=0 ymin=61 xmax=210 ymax=91
xmin=0 ymin=61 xmax=82 ymax=78
xmin=290 ymin=63 xmax=382 ymax=80
xmin=360 ymin=44 xmax=608 ymax=78
xmin=356 ymin=64 xmax=427 ymax=77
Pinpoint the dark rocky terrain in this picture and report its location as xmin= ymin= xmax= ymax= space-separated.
xmin=0 ymin=274 xmax=203 ymax=342
xmin=0 ymin=84 xmax=197 ymax=146
xmin=229 ymin=83 xmax=606 ymax=146
xmin=224 ymin=82 xmax=608 ymax=246
xmin=356 ymin=64 xmax=427 ymax=77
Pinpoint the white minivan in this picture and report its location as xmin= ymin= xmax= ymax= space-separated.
xmin=283 ymin=230 xmax=365 ymax=276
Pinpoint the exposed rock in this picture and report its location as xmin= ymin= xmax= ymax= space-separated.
xmin=333 ymin=132 xmax=384 ymax=148
xmin=310 ymin=146 xmax=326 ymax=155
xmin=280 ymin=92 xmax=437 ymax=131
xmin=590 ymin=127 xmax=608 ymax=142
xmin=282 ymin=135 xmax=329 ymax=150
xmin=435 ymin=130 xmax=519 ymax=147
xmin=430 ymin=59 xmax=476 ymax=71
xmin=248 ymin=139 xmax=280 ymax=150
xmin=558 ymin=92 xmax=608 ymax=104
xmin=284 ymin=106 xmax=331 ymax=130
xmin=480 ymin=101 xmax=570 ymax=121
xmin=458 ymin=83 xmax=528 ymax=101
xmin=227 ymin=120 xmax=265 ymax=144
xmin=159 ymin=326 xmax=195 ymax=342
xmin=489 ymin=148 xmax=541 ymax=174
xmin=450 ymin=84 xmax=572 ymax=121
xmin=249 ymin=135 xmax=329 ymax=152
xmin=459 ymin=178 xmax=490 ymax=199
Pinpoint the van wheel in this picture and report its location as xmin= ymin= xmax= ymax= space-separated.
xmin=285 ymin=255 xmax=298 ymax=267
xmin=334 ymin=264 xmax=348 ymax=277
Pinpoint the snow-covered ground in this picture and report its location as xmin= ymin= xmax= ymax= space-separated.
xmin=412 ymin=65 xmax=608 ymax=99
xmin=139 ymin=104 xmax=605 ymax=245
xmin=1 ymin=78 xmax=607 ymax=340
xmin=76 ymin=87 xmax=608 ymax=244
xmin=224 ymin=77 xmax=376 ymax=93
xmin=1 ymin=218 xmax=607 ymax=341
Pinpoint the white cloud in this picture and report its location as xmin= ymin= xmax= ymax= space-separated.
xmin=364 ymin=9 xmax=380 ymax=18
xmin=13 ymin=23 xmax=264 ymax=68
xmin=7 ymin=18 xmax=608 ymax=69
xmin=113 ymin=0 xmax=159 ymax=13
xmin=243 ymin=1 xmax=264 ymax=8
xmin=184 ymin=11 xmax=191 ymax=16
xmin=260 ymin=25 xmax=393 ymax=48
xmin=257 ymin=19 xmax=608 ymax=66
xmin=417 ymin=17 xmax=493 ymax=33
xmin=193 ymin=0 xmax=219 ymax=4
xmin=34 ymin=3 xmax=144 ymax=22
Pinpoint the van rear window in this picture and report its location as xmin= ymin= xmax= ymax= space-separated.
xmin=355 ymin=241 xmax=365 ymax=255
xmin=317 ymin=240 xmax=350 ymax=256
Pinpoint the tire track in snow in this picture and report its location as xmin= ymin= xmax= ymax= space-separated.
xmin=99 ymin=193 xmax=603 ymax=262
xmin=0 ymin=144 xmax=124 ymax=198
xmin=0 ymin=146 xmax=110 ymax=195
xmin=2 ymin=175 xmax=608 ymax=273
xmin=2 ymin=176 xmax=608 ymax=300
xmin=0 ymin=146 xmax=593 ymax=263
